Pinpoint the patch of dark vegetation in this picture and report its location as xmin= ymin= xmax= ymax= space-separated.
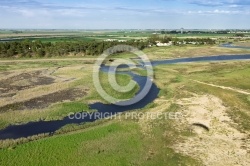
xmin=0 ymin=103 xmax=24 ymax=112
xmin=0 ymin=88 xmax=88 ymax=112
xmin=23 ymin=88 xmax=88 ymax=109
xmin=0 ymin=71 xmax=55 ymax=97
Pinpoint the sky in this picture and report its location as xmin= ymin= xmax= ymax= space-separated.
xmin=0 ymin=0 xmax=249 ymax=29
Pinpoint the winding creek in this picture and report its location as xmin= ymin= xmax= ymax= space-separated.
xmin=1 ymin=44 xmax=250 ymax=140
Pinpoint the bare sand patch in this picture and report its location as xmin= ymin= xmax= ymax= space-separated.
xmin=173 ymin=95 xmax=250 ymax=166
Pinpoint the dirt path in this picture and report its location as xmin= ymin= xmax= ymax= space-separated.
xmin=173 ymin=95 xmax=250 ymax=166
xmin=193 ymin=80 xmax=250 ymax=95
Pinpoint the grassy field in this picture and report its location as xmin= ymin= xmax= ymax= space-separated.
xmin=110 ymin=44 xmax=250 ymax=60
xmin=0 ymin=118 xmax=200 ymax=166
xmin=144 ymin=45 xmax=250 ymax=59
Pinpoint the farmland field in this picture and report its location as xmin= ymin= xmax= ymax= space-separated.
xmin=0 ymin=30 xmax=152 ymax=43
xmin=1 ymin=30 xmax=250 ymax=43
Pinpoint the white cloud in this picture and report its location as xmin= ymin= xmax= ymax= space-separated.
xmin=187 ymin=0 xmax=250 ymax=7
xmin=187 ymin=9 xmax=244 ymax=15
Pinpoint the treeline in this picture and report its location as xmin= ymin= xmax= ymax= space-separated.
xmin=0 ymin=40 xmax=148 ymax=58
xmin=149 ymin=35 xmax=216 ymax=45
